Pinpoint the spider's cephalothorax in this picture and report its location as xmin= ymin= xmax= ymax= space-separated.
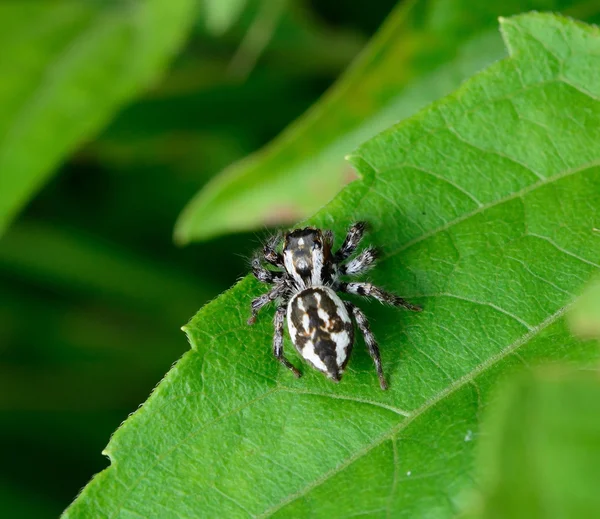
xmin=248 ymin=222 xmax=421 ymax=390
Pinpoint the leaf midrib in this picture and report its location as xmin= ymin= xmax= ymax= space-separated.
xmin=112 ymin=296 xmax=575 ymax=518
xmin=251 ymin=156 xmax=600 ymax=515
xmin=114 ymin=101 xmax=600 ymax=516
xmin=104 ymin=157 xmax=598 ymax=519
xmin=177 ymin=159 xmax=599 ymax=518
xmin=257 ymin=304 xmax=570 ymax=518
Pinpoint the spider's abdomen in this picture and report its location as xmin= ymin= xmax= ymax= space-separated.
xmin=286 ymin=286 xmax=354 ymax=381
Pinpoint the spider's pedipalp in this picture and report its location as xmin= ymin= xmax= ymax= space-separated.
xmin=323 ymin=229 xmax=334 ymax=250
xmin=340 ymin=281 xmax=422 ymax=311
xmin=341 ymin=246 xmax=378 ymax=276
xmin=334 ymin=221 xmax=367 ymax=262
xmin=263 ymin=233 xmax=284 ymax=268
xmin=251 ymin=256 xmax=282 ymax=284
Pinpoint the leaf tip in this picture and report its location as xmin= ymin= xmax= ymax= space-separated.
xmin=101 ymin=447 xmax=115 ymax=465
xmin=345 ymin=153 xmax=376 ymax=183
xmin=498 ymin=14 xmax=520 ymax=57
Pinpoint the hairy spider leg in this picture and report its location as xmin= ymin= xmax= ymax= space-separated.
xmin=334 ymin=221 xmax=367 ymax=262
xmin=274 ymin=305 xmax=301 ymax=377
xmin=340 ymin=246 xmax=378 ymax=276
xmin=340 ymin=282 xmax=422 ymax=312
xmin=345 ymin=301 xmax=387 ymax=390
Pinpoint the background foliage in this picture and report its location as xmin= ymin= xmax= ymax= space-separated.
xmin=0 ymin=1 xmax=599 ymax=518
xmin=0 ymin=1 xmax=388 ymax=516
xmin=470 ymin=369 xmax=600 ymax=519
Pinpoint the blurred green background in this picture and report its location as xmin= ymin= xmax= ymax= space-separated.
xmin=0 ymin=1 xmax=397 ymax=516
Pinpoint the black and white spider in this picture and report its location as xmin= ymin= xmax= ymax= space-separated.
xmin=248 ymin=222 xmax=421 ymax=390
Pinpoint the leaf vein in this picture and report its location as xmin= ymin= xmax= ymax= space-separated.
xmin=505 ymin=254 xmax=574 ymax=296
xmin=212 ymin=486 xmax=254 ymax=518
xmin=280 ymin=388 xmax=411 ymax=417
xmin=380 ymin=159 xmax=600 ymax=263
xmin=108 ymin=388 xmax=279 ymax=519
xmin=403 ymin=165 xmax=483 ymax=206
xmin=257 ymin=305 xmax=571 ymax=517
xmin=527 ymin=233 xmax=600 ymax=269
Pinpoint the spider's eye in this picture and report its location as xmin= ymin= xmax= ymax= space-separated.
xmin=312 ymin=241 xmax=322 ymax=250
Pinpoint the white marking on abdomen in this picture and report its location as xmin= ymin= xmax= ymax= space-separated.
xmin=331 ymin=330 xmax=351 ymax=367
xmin=300 ymin=339 xmax=327 ymax=371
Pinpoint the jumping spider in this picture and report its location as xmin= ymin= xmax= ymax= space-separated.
xmin=248 ymin=222 xmax=421 ymax=390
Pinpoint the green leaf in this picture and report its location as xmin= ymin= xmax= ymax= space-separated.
xmin=0 ymin=0 xmax=196 ymax=237
xmin=471 ymin=369 xmax=600 ymax=519
xmin=63 ymin=13 xmax=600 ymax=518
xmin=174 ymin=0 xmax=600 ymax=244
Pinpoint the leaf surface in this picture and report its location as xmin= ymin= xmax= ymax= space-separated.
xmin=174 ymin=0 xmax=600 ymax=243
xmin=0 ymin=0 xmax=195 ymax=236
xmin=64 ymin=14 xmax=600 ymax=518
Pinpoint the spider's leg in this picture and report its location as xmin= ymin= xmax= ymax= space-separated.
xmin=263 ymin=233 xmax=284 ymax=268
xmin=340 ymin=246 xmax=377 ymax=276
xmin=340 ymin=282 xmax=422 ymax=311
xmin=247 ymin=282 xmax=286 ymax=325
xmin=334 ymin=221 xmax=367 ymax=263
xmin=251 ymin=256 xmax=282 ymax=284
xmin=344 ymin=301 xmax=387 ymax=390
xmin=273 ymin=305 xmax=301 ymax=377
